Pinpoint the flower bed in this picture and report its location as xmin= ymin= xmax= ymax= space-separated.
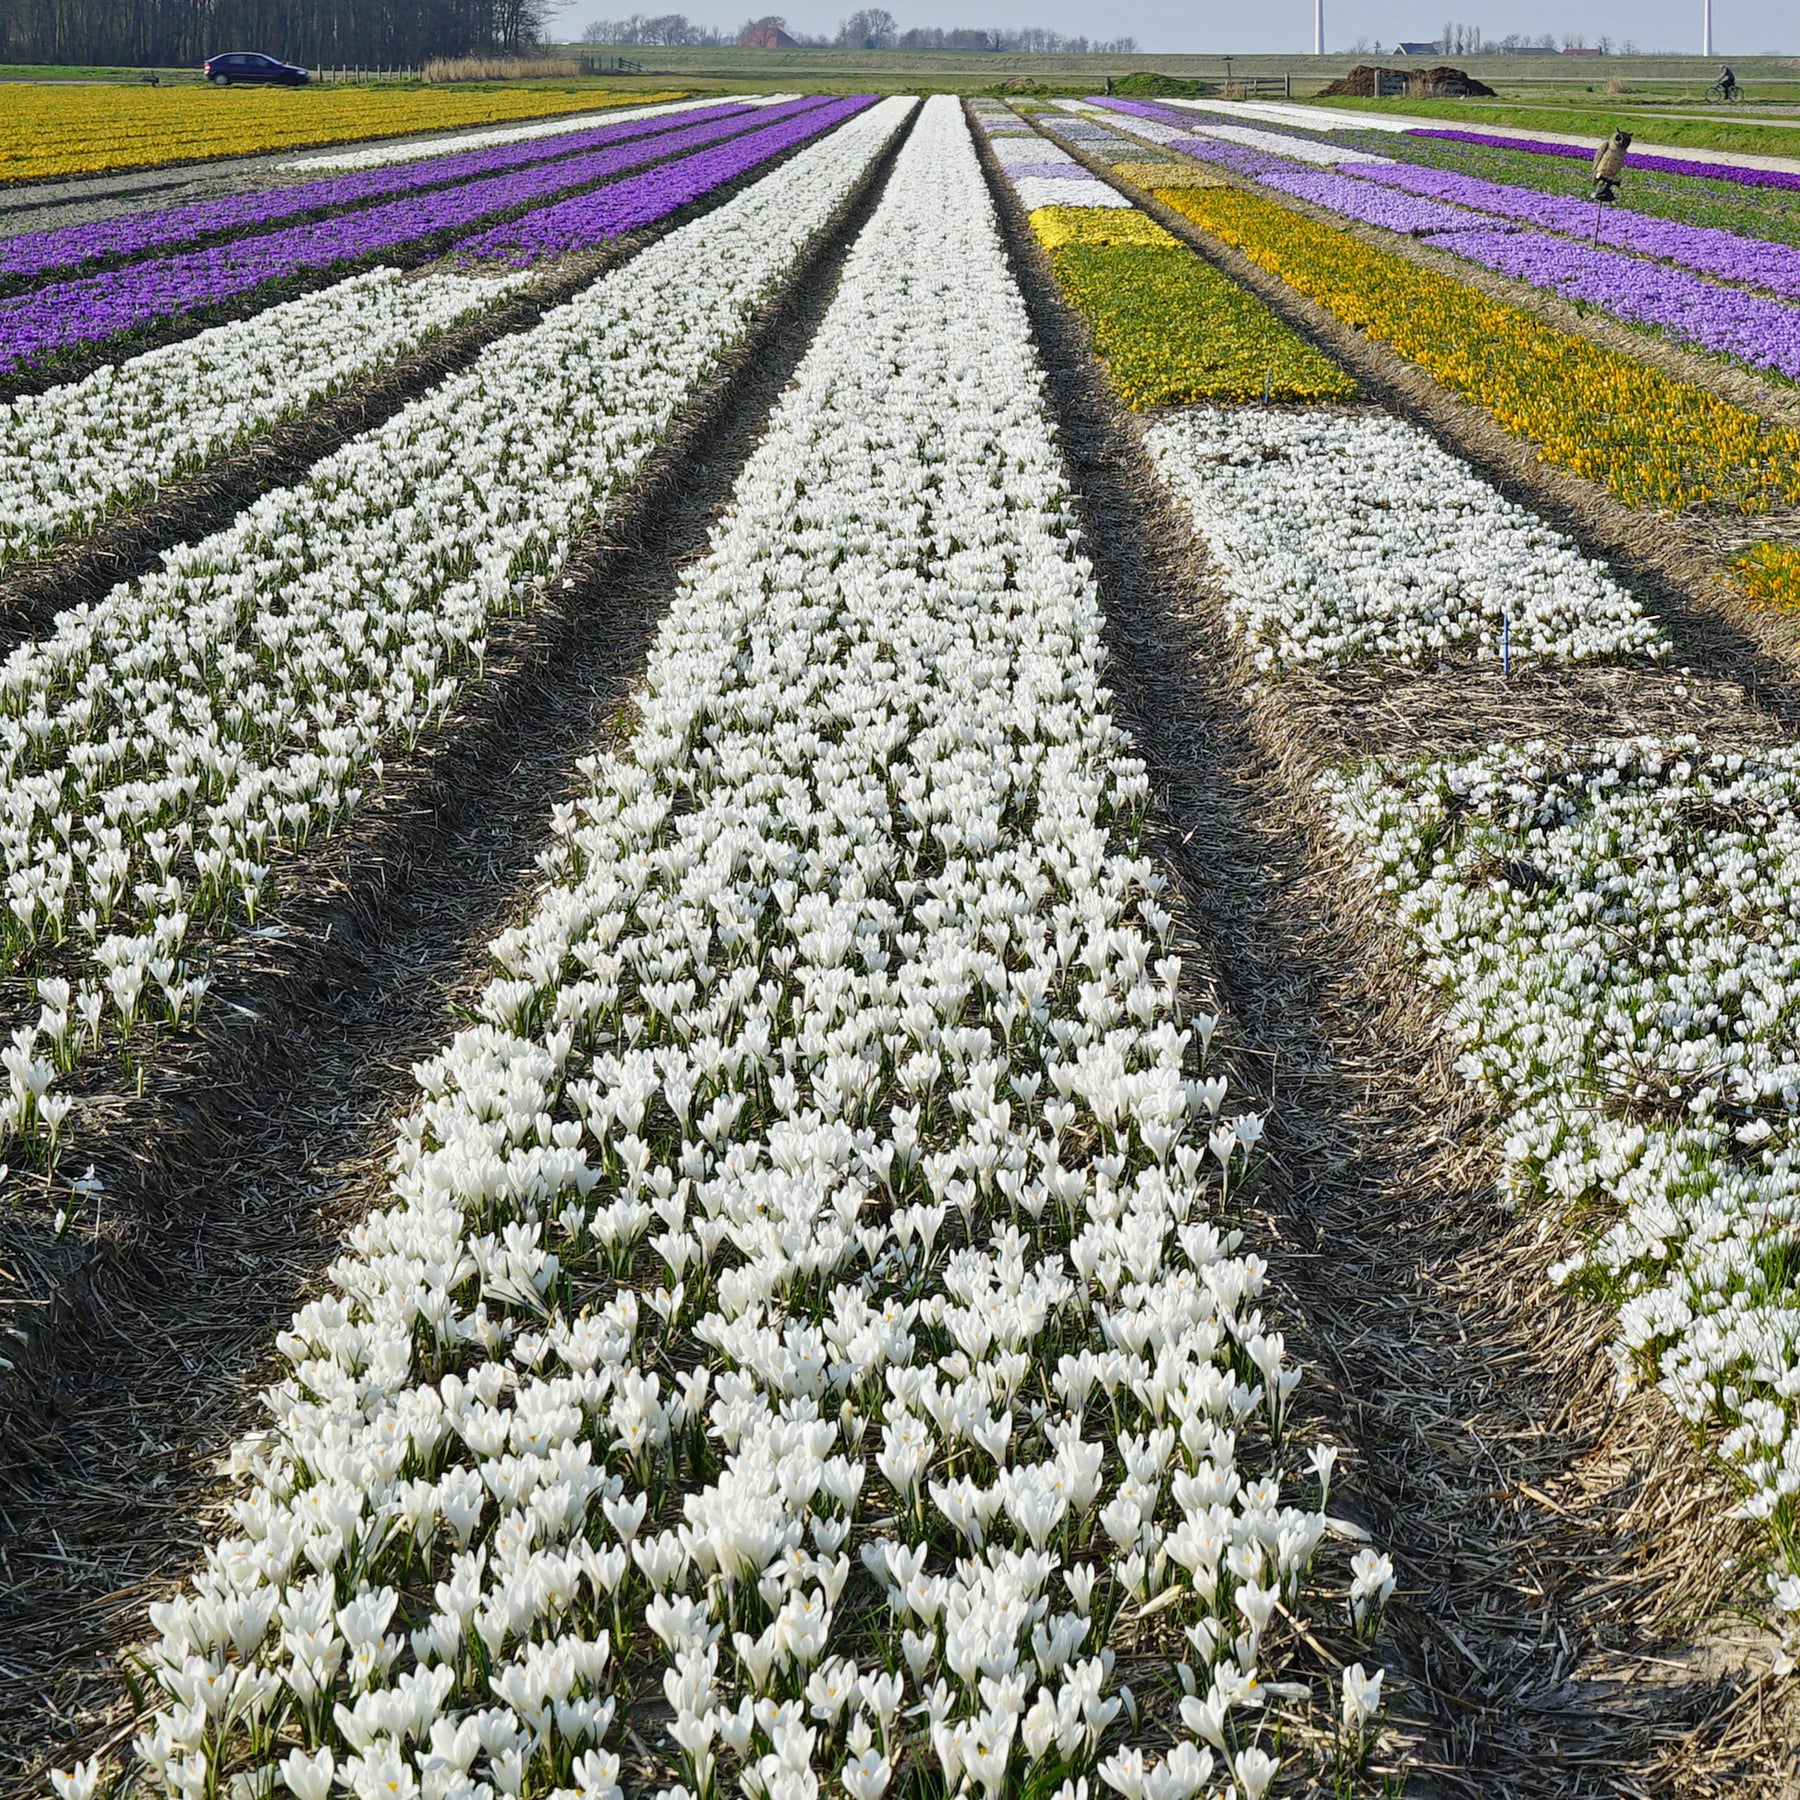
xmin=1154 ymin=184 xmax=1800 ymax=515
xmin=281 ymin=96 xmax=794 ymax=172
xmin=973 ymin=109 xmax=1352 ymax=405
xmin=1050 ymin=245 xmax=1355 ymax=406
xmin=460 ymin=98 xmax=876 ymax=262
xmin=110 ymin=96 xmax=1374 ymax=1800
xmin=1408 ymin=127 xmax=1800 ymax=195
xmin=1116 ymin=161 xmax=1225 ymax=190
xmin=1026 ymin=207 xmax=1175 ymax=249
xmin=1326 ymin=738 xmax=1800 ymax=1664
xmin=1147 ymin=408 xmax=1667 ymax=671
xmin=0 ymin=266 xmax=531 ymax=572
xmin=0 ymin=100 xmax=751 ymax=286
xmin=0 ymin=86 xmax=670 ymax=183
xmin=1251 ymin=162 xmax=1481 ymax=234
xmin=0 ymin=100 xmax=914 ymax=1153
xmin=0 ymin=98 xmax=836 ymax=377
xmin=1349 ymin=160 xmax=1800 ymax=301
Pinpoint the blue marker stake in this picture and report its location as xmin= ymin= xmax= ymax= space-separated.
xmin=1502 ymin=612 xmax=1511 ymax=677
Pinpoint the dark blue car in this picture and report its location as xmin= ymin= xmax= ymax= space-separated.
xmin=203 ymin=51 xmax=311 ymax=86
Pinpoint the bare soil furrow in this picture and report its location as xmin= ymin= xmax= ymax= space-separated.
xmin=0 ymin=110 xmax=912 ymax=1794
xmin=974 ymin=99 xmax=1800 ymax=1798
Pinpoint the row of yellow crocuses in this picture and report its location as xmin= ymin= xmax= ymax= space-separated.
xmin=1734 ymin=541 xmax=1800 ymax=611
xmin=0 ymin=84 xmax=669 ymax=182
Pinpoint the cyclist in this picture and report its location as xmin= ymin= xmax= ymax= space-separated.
xmin=1715 ymin=64 xmax=1741 ymax=99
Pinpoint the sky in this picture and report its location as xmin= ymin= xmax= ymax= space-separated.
xmin=555 ymin=0 xmax=1796 ymax=54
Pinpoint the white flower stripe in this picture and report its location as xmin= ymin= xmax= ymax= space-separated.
xmin=276 ymin=98 xmax=797 ymax=172
xmin=1145 ymin=408 xmax=1668 ymax=673
xmin=1325 ymin=737 xmax=1800 ymax=1661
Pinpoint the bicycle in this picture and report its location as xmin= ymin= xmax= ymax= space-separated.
xmin=1706 ymin=78 xmax=1744 ymax=103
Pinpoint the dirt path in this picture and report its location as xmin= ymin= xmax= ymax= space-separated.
xmin=0 ymin=112 xmax=912 ymax=1796
xmin=974 ymin=101 xmax=1800 ymax=1797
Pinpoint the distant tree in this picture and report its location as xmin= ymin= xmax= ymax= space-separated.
xmin=835 ymin=7 xmax=897 ymax=47
xmin=0 ymin=0 xmax=568 ymax=65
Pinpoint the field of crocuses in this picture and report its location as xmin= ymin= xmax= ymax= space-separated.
xmin=0 ymin=85 xmax=673 ymax=182
xmin=11 ymin=73 xmax=1800 ymax=1800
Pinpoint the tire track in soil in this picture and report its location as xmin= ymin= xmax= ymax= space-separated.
xmin=0 ymin=116 xmax=872 ymax=647
xmin=971 ymin=101 xmax=1800 ymax=1798
xmin=0 ymin=105 xmax=916 ymax=1796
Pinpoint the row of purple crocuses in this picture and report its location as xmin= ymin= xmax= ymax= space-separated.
xmin=463 ymin=96 xmax=876 ymax=261
xmin=0 ymin=100 xmax=753 ymax=286
xmin=1090 ymin=97 xmax=1800 ymax=384
xmin=1347 ymin=159 xmax=1800 ymax=301
xmin=0 ymin=98 xmax=840 ymax=376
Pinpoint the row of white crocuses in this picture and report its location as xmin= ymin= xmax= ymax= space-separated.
xmin=0 ymin=266 xmax=533 ymax=575
xmin=105 ymin=98 xmax=1386 ymax=1800
xmin=0 ymin=97 xmax=914 ymax=1156
xmin=276 ymin=98 xmax=787 ymax=171
xmin=1143 ymin=410 xmax=1668 ymax=674
xmin=1326 ymin=738 xmax=1800 ymax=1665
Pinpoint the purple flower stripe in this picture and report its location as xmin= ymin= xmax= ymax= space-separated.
xmin=1160 ymin=136 xmax=1293 ymax=179
xmin=0 ymin=101 xmax=754 ymax=284
xmin=1350 ymin=159 xmax=1800 ymax=300
xmin=1091 ymin=97 xmax=1201 ymax=128
xmin=1005 ymin=162 xmax=1100 ymax=181
xmin=1429 ymin=225 xmax=1800 ymax=380
xmin=463 ymin=97 xmax=873 ymax=262
xmin=0 ymin=98 xmax=831 ymax=375
xmin=1409 ymin=127 xmax=1800 ymax=194
xmin=1256 ymin=163 xmax=1480 ymax=234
